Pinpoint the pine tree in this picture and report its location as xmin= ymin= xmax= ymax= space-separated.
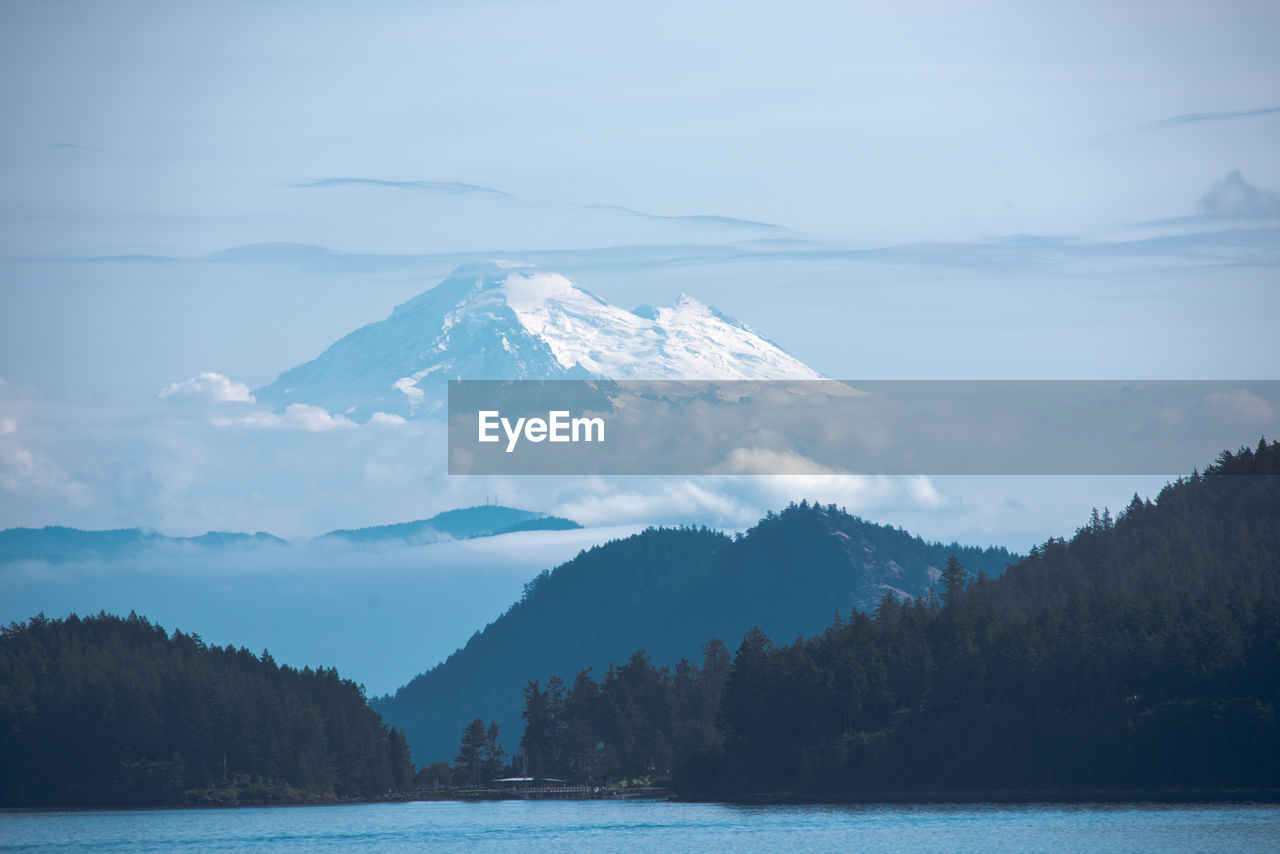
xmin=940 ymin=554 xmax=967 ymax=603
xmin=388 ymin=728 xmax=414 ymax=791
xmin=520 ymin=681 xmax=549 ymax=775
xmin=454 ymin=718 xmax=487 ymax=787
xmin=483 ymin=722 xmax=507 ymax=783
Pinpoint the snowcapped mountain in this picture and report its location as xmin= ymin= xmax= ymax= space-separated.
xmin=255 ymin=262 xmax=821 ymax=420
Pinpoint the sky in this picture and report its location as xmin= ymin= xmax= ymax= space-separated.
xmin=2 ymin=0 xmax=1278 ymax=254
xmin=1 ymin=1 xmax=1278 ymax=682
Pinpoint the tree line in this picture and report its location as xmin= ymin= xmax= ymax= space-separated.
xmin=7 ymin=439 xmax=1274 ymax=803
xmin=0 ymin=612 xmax=414 ymax=807
xmin=377 ymin=507 xmax=1014 ymax=767
xmin=508 ymin=440 xmax=1280 ymax=796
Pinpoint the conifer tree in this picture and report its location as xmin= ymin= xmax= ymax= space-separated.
xmin=483 ymin=722 xmax=507 ymax=782
xmin=940 ymin=554 xmax=967 ymax=603
xmin=454 ymin=718 xmax=487 ymax=786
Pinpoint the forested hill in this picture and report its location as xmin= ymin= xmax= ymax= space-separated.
xmin=0 ymin=613 xmax=414 ymax=807
xmin=675 ymin=439 xmax=1280 ymax=796
xmin=374 ymin=508 xmax=1014 ymax=764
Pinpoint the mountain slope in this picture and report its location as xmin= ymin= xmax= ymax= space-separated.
xmin=678 ymin=439 xmax=1280 ymax=796
xmin=254 ymin=262 xmax=821 ymax=420
xmin=373 ymin=506 xmax=1014 ymax=764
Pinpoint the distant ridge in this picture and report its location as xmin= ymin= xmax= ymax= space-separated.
xmin=1 ymin=507 xmax=583 ymax=563
xmin=314 ymin=505 xmax=581 ymax=547
xmin=0 ymin=526 xmax=287 ymax=564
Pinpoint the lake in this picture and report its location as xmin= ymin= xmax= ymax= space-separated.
xmin=2 ymin=800 xmax=1277 ymax=853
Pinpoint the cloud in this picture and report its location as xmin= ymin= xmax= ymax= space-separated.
xmin=553 ymin=479 xmax=755 ymax=528
xmin=1204 ymin=388 xmax=1273 ymax=423
xmin=1148 ymin=106 xmax=1280 ymax=129
xmin=742 ymin=473 xmax=948 ymax=514
xmin=47 ymin=142 xmax=113 ymax=154
xmin=1198 ymin=170 xmax=1280 ymax=218
xmin=284 ymin=404 xmax=357 ymax=431
xmin=297 ymin=177 xmax=513 ymax=199
xmin=0 ymin=384 xmax=94 ymax=508
xmin=544 ymin=471 xmax=953 ymax=531
xmin=159 ymin=372 xmax=255 ymax=403
xmin=713 ymin=447 xmax=839 ymax=475
xmin=212 ymin=403 xmax=356 ymax=431
xmin=579 ymin=204 xmax=789 ymax=233
xmin=296 ymin=177 xmax=791 ymax=233
xmin=368 ymin=412 xmax=408 ymax=427
xmin=0 ymin=375 xmax=1162 ymax=558
xmin=0 ymin=440 xmax=88 ymax=502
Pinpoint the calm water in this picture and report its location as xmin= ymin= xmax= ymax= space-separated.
xmin=2 ymin=801 xmax=1278 ymax=853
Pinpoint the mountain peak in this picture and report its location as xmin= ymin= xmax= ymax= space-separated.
xmin=670 ymin=291 xmax=706 ymax=309
xmin=255 ymin=264 xmax=821 ymax=420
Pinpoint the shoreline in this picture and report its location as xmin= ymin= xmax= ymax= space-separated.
xmin=6 ymin=787 xmax=1280 ymax=814
xmin=0 ymin=786 xmax=672 ymax=815
xmin=677 ymin=788 xmax=1280 ymax=806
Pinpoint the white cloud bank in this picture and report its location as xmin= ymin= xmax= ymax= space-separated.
xmin=0 ymin=378 xmax=1190 ymax=551
xmin=713 ymin=448 xmax=840 ymax=476
xmin=159 ymin=372 xmax=255 ymax=403
xmin=212 ymin=402 xmax=357 ymax=431
xmin=155 ymin=373 xmax=397 ymax=433
xmin=0 ymin=443 xmax=86 ymax=500
xmin=368 ymin=412 xmax=408 ymax=427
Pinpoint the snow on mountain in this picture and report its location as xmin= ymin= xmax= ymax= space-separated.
xmin=255 ymin=262 xmax=821 ymax=420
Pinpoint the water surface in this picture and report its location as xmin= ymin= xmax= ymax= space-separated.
xmin=2 ymin=800 xmax=1277 ymax=853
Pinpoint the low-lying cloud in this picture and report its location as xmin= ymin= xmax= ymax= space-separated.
xmin=0 ymin=376 xmax=1198 ymax=555
xmin=211 ymin=402 xmax=357 ymax=431
xmin=159 ymin=372 xmax=255 ymax=403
